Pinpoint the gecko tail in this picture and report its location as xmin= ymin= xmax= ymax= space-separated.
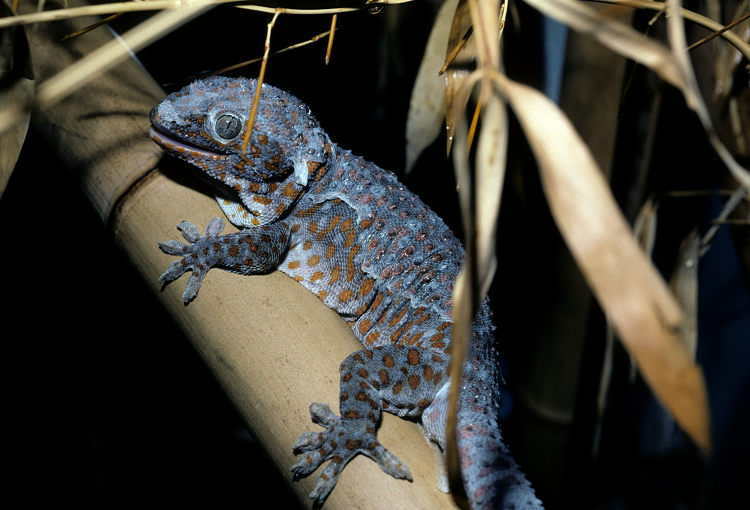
xmin=455 ymin=404 xmax=544 ymax=510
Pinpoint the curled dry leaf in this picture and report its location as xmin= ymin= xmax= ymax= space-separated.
xmin=490 ymin=69 xmax=712 ymax=456
xmin=405 ymin=0 xmax=458 ymax=173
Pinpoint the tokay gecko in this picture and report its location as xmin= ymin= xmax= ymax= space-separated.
xmin=150 ymin=76 xmax=542 ymax=510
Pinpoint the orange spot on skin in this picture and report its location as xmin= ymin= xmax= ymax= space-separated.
xmin=408 ymin=375 xmax=422 ymax=390
xmin=416 ymin=312 xmax=432 ymax=325
xmin=338 ymin=289 xmax=354 ymax=303
xmin=354 ymin=304 xmax=369 ymax=316
xmin=345 ymin=244 xmax=360 ymax=282
xmin=388 ymin=307 xmax=409 ymax=328
xmin=378 ymin=369 xmax=390 ymax=386
xmin=253 ymin=196 xmax=273 ymax=205
xmin=430 ymin=333 xmax=446 ymax=349
xmin=365 ymin=332 xmax=380 ymax=345
xmin=358 ymin=278 xmax=375 ymax=298
xmin=294 ymin=203 xmax=324 ymax=218
xmin=282 ymin=182 xmax=297 ymax=198
xmin=344 ymin=229 xmax=357 ymax=248
xmin=329 ymin=266 xmax=342 ymax=285
xmin=371 ymin=292 xmax=384 ymax=310
xmin=340 ymin=218 xmax=353 ymax=233
xmin=287 ymin=260 xmax=300 ymax=270
xmin=392 ymin=380 xmax=403 ymax=395
xmin=358 ymin=319 xmax=372 ymax=335
xmin=325 ymin=244 xmax=336 ymax=259
xmin=407 ymin=349 xmax=421 ymax=365
xmin=307 ymin=255 xmax=321 ymax=266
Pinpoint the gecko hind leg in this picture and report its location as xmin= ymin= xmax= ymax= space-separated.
xmin=291 ymin=344 xmax=450 ymax=504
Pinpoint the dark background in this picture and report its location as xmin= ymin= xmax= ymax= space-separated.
xmin=4 ymin=1 xmax=749 ymax=508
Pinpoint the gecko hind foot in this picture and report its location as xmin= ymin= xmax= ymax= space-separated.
xmin=291 ymin=403 xmax=412 ymax=504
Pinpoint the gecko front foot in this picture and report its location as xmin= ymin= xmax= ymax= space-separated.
xmin=291 ymin=403 xmax=412 ymax=504
xmin=158 ymin=218 xmax=226 ymax=303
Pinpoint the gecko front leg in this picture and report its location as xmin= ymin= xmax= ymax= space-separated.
xmin=158 ymin=218 xmax=291 ymax=303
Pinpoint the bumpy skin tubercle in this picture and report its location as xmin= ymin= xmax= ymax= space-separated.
xmin=151 ymin=76 xmax=543 ymax=510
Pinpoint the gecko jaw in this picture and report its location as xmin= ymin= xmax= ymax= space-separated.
xmin=149 ymin=126 xmax=228 ymax=162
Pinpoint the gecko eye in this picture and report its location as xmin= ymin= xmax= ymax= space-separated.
xmin=215 ymin=114 xmax=242 ymax=140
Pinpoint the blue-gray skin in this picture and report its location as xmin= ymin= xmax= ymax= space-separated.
xmin=150 ymin=76 xmax=543 ymax=510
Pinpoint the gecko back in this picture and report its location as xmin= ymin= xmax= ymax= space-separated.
xmin=150 ymin=76 xmax=542 ymax=510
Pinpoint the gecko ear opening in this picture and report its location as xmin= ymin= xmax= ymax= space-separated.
xmin=290 ymin=130 xmax=336 ymax=188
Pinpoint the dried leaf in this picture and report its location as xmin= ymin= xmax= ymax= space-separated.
xmin=490 ymin=69 xmax=712 ymax=455
xmin=444 ymin=0 xmax=475 ymax=157
xmin=670 ymin=229 xmax=700 ymax=360
xmin=633 ymin=196 xmax=659 ymax=256
xmin=0 ymin=0 xmax=34 ymax=200
xmin=712 ymin=1 xmax=750 ymax=157
xmin=466 ymin=0 xmax=500 ymax=69
xmin=664 ymin=0 xmax=750 ymax=191
xmin=525 ymin=0 xmax=750 ymax=191
xmin=445 ymin=2 xmax=505 ymax=506
xmin=405 ymin=0 xmax=458 ymax=173
xmin=474 ymin=83 xmax=507 ymax=296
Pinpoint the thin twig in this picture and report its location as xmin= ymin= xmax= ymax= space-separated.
xmin=326 ymin=14 xmax=337 ymax=65
xmin=687 ymin=12 xmax=750 ymax=52
xmin=61 ymin=12 xmax=123 ymax=41
xmin=440 ymin=26 xmax=473 ymax=76
xmin=700 ymin=186 xmax=748 ymax=253
xmin=0 ymin=0 xmax=412 ymax=29
xmin=242 ymin=10 xmax=281 ymax=155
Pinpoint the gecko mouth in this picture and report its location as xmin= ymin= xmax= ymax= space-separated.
xmin=149 ymin=126 xmax=229 ymax=161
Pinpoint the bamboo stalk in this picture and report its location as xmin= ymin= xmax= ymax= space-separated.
xmin=22 ymin=2 xmax=457 ymax=509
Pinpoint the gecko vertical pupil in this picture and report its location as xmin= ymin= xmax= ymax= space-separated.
xmin=215 ymin=114 xmax=242 ymax=140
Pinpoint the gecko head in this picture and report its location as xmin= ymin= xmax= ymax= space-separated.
xmin=149 ymin=76 xmax=333 ymax=193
